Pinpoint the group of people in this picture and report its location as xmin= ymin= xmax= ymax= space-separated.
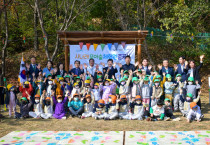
xmin=2 ymin=54 xmax=205 ymax=123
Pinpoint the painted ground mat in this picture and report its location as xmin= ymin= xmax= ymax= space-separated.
xmin=125 ymin=131 xmax=210 ymax=145
xmin=0 ymin=131 xmax=123 ymax=145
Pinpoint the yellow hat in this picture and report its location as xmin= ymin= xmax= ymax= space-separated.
xmin=24 ymin=81 xmax=29 ymax=85
xmin=59 ymin=77 xmax=64 ymax=81
xmin=73 ymin=82 xmax=79 ymax=87
xmin=94 ymin=83 xmax=99 ymax=86
xmin=7 ymin=84 xmax=14 ymax=90
xmin=36 ymin=80 xmax=42 ymax=84
xmin=85 ymin=80 xmax=91 ymax=84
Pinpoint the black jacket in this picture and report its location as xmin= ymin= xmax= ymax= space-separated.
xmin=187 ymin=62 xmax=203 ymax=85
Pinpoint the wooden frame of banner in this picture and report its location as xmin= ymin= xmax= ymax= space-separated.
xmin=57 ymin=30 xmax=148 ymax=72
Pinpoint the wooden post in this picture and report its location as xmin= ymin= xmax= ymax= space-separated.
xmin=137 ymin=39 xmax=141 ymax=63
xmin=64 ymin=40 xmax=69 ymax=72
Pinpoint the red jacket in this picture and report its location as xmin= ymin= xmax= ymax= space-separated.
xmin=19 ymin=84 xmax=33 ymax=100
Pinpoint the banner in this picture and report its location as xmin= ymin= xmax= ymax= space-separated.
xmin=69 ymin=44 xmax=135 ymax=65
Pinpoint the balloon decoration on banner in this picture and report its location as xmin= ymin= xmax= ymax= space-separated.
xmin=79 ymin=42 xmax=83 ymax=50
xmin=100 ymin=43 xmax=105 ymax=51
xmin=191 ymin=33 xmax=194 ymax=41
xmin=107 ymin=43 xmax=112 ymax=51
xmin=121 ymin=41 xmax=126 ymax=49
xmin=93 ymin=43 xmax=98 ymax=51
xmin=86 ymin=43 xmax=91 ymax=51
xmin=114 ymin=43 xmax=118 ymax=51
xmin=150 ymin=31 xmax=153 ymax=37
xmin=23 ymin=36 xmax=26 ymax=43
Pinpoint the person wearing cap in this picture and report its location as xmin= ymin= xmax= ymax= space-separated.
xmin=4 ymin=84 xmax=19 ymax=118
xmin=19 ymin=81 xmax=33 ymax=100
xmin=129 ymin=95 xmax=146 ymax=120
xmin=52 ymin=91 xmax=68 ymax=119
xmin=32 ymin=80 xmax=44 ymax=97
xmin=164 ymin=98 xmax=180 ymax=121
xmin=45 ymin=78 xmax=56 ymax=97
xmin=147 ymin=100 xmax=165 ymax=121
xmin=164 ymin=74 xmax=175 ymax=105
xmin=40 ymin=90 xmax=54 ymax=119
xmin=63 ymin=75 xmax=73 ymax=95
xmin=151 ymin=79 xmax=163 ymax=107
xmin=81 ymin=79 xmax=92 ymax=97
xmin=69 ymin=60 xmax=84 ymax=76
xmin=186 ymin=102 xmax=203 ymax=123
xmin=131 ymin=77 xmax=141 ymax=98
xmin=119 ymin=70 xmax=133 ymax=97
xmin=104 ymin=95 xmax=118 ymax=120
xmin=92 ymin=83 xmax=102 ymax=103
xmin=54 ymin=77 xmax=65 ymax=96
xmin=139 ymin=76 xmax=152 ymax=110
xmin=68 ymin=93 xmax=84 ymax=118
xmin=116 ymin=95 xmax=130 ymax=120
xmin=81 ymin=93 xmax=95 ymax=119
xmin=92 ymin=99 xmax=106 ymax=120
xmin=29 ymin=94 xmax=43 ymax=118
xmin=180 ymin=90 xmax=201 ymax=117
xmin=101 ymin=79 xmax=113 ymax=104
xmin=70 ymin=82 xmax=81 ymax=98
xmin=183 ymin=77 xmax=201 ymax=106
xmin=173 ymin=74 xmax=184 ymax=112
xmin=15 ymin=95 xmax=33 ymax=119
xmin=152 ymin=73 xmax=166 ymax=90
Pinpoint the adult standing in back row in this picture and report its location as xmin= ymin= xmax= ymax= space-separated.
xmin=118 ymin=55 xmax=136 ymax=72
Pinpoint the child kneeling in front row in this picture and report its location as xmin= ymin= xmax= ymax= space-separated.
xmin=187 ymin=102 xmax=203 ymax=123
xmin=92 ymin=99 xmax=106 ymax=120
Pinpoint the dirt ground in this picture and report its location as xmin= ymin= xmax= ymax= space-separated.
xmin=0 ymin=93 xmax=210 ymax=138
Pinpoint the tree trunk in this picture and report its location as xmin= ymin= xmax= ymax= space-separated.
xmin=34 ymin=6 xmax=38 ymax=50
xmin=1 ymin=0 xmax=9 ymax=78
xmin=35 ymin=0 xmax=50 ymax=60
xmin=51 ymin=34 xmax=59 ymax=61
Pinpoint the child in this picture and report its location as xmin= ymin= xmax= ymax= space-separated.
xmin=54 ymin=77 xmax=64 ymax=96
xmin=71 ymin=82 xmax=81 ymax=98
xmin=81 ymin=80 xmax=92 ymax=97
xmin=68 ymin=93 xmax=84 ymax=118
xmin=180 ymin=90 xmax=201 ymax=117
xmin=81 ymin=93 xmax=95 ymax=119
xmin=15 ymin=95 xmax=33 ymax=119
xmin=45 ymin=79 xmax=56 ymax=96
xmin=4 ymin=84 xmax=18 ymax=118
xmin=147 ymin=100 xmax=165 ymax=121
xmin=92 ymin=83 xmax=102 ymax=103
xmin=131 ymin=77 xmax=141 ymax=98
xmin=187 ymin=102 xmax=203 ymax=123
xmin=116 ymin=95 xmax=130 ymax=120
xmin=29 ymin=94 xmax=43 ymax=118
xmin=129 ymin=95 xmax=145 ymax=120
xmin=164 ymin=74 xmax=175 ymax=105
xmin=119 ymin=70 xmax=132 ymax=96
xmin=92 ymin=99 xmax=106 ymax=120
xmin=32 ymin=80 xmax=44 ymax=97
xmin=41 ymin=91 xmax=53 ymax=119
xmin=140 ymin=77 xmax=152 ymax=110
xmin=173 ymin=74 xmax=184 ymax=112
xmin=19 ymin=81 xmax=33 ymax=100
xmin=52 ymin=93 xmax=68 ymax=119
xmin=151 ymin=79 xmax=163 ymax=107
xmin=101 ymin=79 xmax=112 ymax=103
xmin=164 ymin=98 xmax=180 ymax=121
xmin=183 ymin=77 xmax=201 ymax=99
xmin=104 ymin=95 xmax=118 ymax=120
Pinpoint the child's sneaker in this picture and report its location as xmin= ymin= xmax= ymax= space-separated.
xmin=146 ymin=118 xmax=151 ymax=121
xmin=172 ymin=117 xmax=181 ymax=121
xmin=81 ymin=116 xmax=85 ymax=119
xmin=62 ymin=116 xmax=66 ymax=119
xmin=165 ymin=117 xmax=170 ymax=121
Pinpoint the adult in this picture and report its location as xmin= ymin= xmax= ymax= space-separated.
xmin=42 ymin=60 xmax=54 ymax=77
xmin=69 ymin=60 xmax=84 ymax=76
xmin=83 ymin=59 xmax=103 ymax=77
xmin=118 ymin=55 xmax=136 ymax=72
xmin=139 ymin=58 xmax=152 ymax=75
xmin=158 ymin=59 xmax=174 ymax=79
xmin=26 ymin=56 xmax=41 ymax=80
xmin=101 ymin=59 xmax=118 ymax=79
xmin=174 ymin=56 xmax=188 ymax=82
xmin=55 ymin=63 xmax=67 ymax=77
xmin=187 ymin=55 xmax=204 ymax=85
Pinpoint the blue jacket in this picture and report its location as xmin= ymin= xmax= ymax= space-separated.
xmin=68 ymin=100 xmax=83 ymax=111
xmin=70 ymin=68 xmax=84 ymax=76
xmin=142 ymin=66 xmax=151 ymax=75
xmin=175 ymin=64 xmax=188 ymax=82
xmin=26 ymin=64 xmax=42 ymax=79
xmin=159 ymin=67 xmax=174 ymax=80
